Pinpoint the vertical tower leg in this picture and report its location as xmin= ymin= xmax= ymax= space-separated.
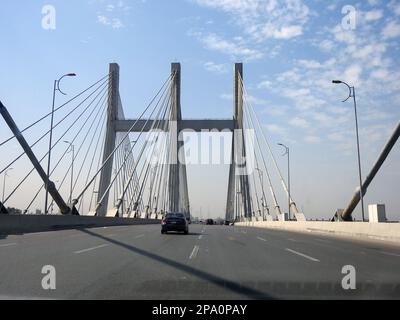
xmin=225 ymin=132 xmax=236 ymax=222
xmin=97 ymin=63 xmax=119 ymax=217
xmin=234 ymin=63 xmax=252 ymax=219
xmin=168 ymin=63 xmax=181 ymax=213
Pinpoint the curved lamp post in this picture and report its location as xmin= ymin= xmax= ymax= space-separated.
xmin=332 ymin=80 xmax=365 ymax=222
xmin=45 ymin=73 xmax=76 ymax=214
xmin=278 ymin=143 xmax=291 ymax=221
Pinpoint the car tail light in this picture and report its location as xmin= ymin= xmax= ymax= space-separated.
xmin=162 ymin=220 xmax=167 ymax=225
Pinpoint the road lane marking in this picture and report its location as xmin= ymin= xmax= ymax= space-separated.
xmin=288 ymin=238 xmax=298 ymax=242
xmin=189 ymin=245 xmax=200 ymax=260
xmin=198 ymin=235 xmax=203 ymax=240
xmin=135 ymin=234 xmax=145 ymax=239
xmin=74 ymin=244 xmax=109 ymax=254
xmin=285 ymin=248 xmax=320 ymax=262
xmin=257 ymin=237 xmax=267 ymax=242
xmin=380 ymin=251 xmax=400 ymax=257
xmin=241 ymin=230 xmax=247 ymax=234
xmin=0 ymin=243 xmax=17 ymax=248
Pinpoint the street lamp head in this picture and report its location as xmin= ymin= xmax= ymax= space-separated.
xmin=67 ymin=73 xmax=77 ymax=77
xmin=332 ymin=80 xmax=342 ymax=84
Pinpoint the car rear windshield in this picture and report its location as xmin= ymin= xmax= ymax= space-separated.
xmin=166 ymin=213 xmax=185 ymax=219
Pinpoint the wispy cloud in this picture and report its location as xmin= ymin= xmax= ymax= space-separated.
xmin=194 ymin=0 xmax=310 ymax=41
xmin=193 ymin=32 xmax=264 ymax=61
xmin=93 ymin=0 xmax=133 ymax=29
xmin=204 ymin=61 xmax=228 ymax=74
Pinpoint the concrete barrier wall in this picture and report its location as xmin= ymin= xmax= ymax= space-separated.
xmin=0 ymin=215 xmax=160 ymax=235
xmin=236 ymin=221 xmax=400 ymax=243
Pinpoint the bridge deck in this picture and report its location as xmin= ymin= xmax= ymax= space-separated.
xmin=0 ymin=224 xmax=399 ymax=299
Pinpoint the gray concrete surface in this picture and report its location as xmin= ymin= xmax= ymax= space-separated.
xmin=0 ymin=224 xmax=399 ymax=300
xmin=0 ymin=215 xmax=160 ymax=235
xmin=237 ymin=221 xmax=400 ymax=243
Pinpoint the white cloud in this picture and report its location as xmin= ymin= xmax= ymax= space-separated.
xmin=343 ymin=64 xmax=362 ymax=84
xmin=289 ymin=117 xmax=309 ymax=129
xmin=94 ymin=0 xmax=133 ymax=29
xmin=382 ymin=20 xmax=400 ymax=39
xmin=257 ymin=80 xmax=272 ymax=90
xmin=265 ymin=124 xmax=286 ymax=135
xmin=204 ymin=61 xmax=228 ymax=74
xmin=304 ymin=135 xmax=321 ymax=143
xmin=97 ymin=15 xmax=124 ymax=29
xmin=194 ymin=0 xmax=310 ymax=41
xmin=261 ymin=24 xmax=303 ymax=39
xmin=199 ymin=33 xmax=264 ymax=61
xmin=364 ymin=9 xmax=384 ymax=21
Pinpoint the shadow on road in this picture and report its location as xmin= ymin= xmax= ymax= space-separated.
xmin=79 ymin=228 xmax=274 ymax=299
xmin=162 ymin=232 xmax=204 ymax=236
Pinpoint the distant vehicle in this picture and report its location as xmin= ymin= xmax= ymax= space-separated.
xmin=206 ymin=219 xmax=214 ymax=225
xmin=161 ymin=212 xmax=189 ymax=235
xmin=224 ymin=221 xmax=230 ymax=226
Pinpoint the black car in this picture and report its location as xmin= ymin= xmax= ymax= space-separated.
xmin=206 ymin=219 xmax=214 ymax=225
xmin=161 ymin=212 xmax=189 ymax=234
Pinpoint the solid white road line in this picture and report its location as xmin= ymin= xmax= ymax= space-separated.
xmin=189 ymin=245 xmax=200 ymax=260
xmin=0 ymin=243 xmax=17 ymax=248
xmin=380 ymin=251 xmax=400 ymax=257
xmin=74 ymin=244 xmax=109 ymax=254
xmin=257 ymin=237 xmax=267 ymax=242
xmin=285 ymin=248 xmax=320 ymax=262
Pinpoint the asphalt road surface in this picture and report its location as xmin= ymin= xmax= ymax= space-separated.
xmin=1 ymin=224 xmax=399 ymax=299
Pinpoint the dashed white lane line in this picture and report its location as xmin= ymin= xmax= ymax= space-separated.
xmin=135 ymin=234 xmax=145 ymax=239
xmin=198 ymin=235 xmax=203 ymax=240
xmin=74 ymin=244 xmax=109 ymax=254
xmin=285 ymin=248 xmax=320 ymax=262
xmin=0 ymin=243 xmax=17 ymax=248
xmin=189 ymin=245 xmax=200 ymax=260
xmin=257 ymin=237 xmax=267 ymax=242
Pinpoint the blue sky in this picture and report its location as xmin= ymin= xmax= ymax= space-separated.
xmin=0 ymin=0 xmax=399 ymax=219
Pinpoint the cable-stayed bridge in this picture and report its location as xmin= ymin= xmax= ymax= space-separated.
xmin=0 ymin=63 xmax=400 ymax=300
xmin=0 ymin=62 xmax=304 ymax=222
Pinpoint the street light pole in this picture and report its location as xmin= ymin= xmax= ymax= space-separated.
xmin=255 ymin=168 xmax=266 ymax=220
xmin=64 ymin=141 xmax=75 ymax=206
xmin=45 ymin=73 xmax=76 ymax=214
xmin=278 ymin=143 xmax=291 ymax=221
xmin=332 ymin=80 xmax=365 ymax=222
